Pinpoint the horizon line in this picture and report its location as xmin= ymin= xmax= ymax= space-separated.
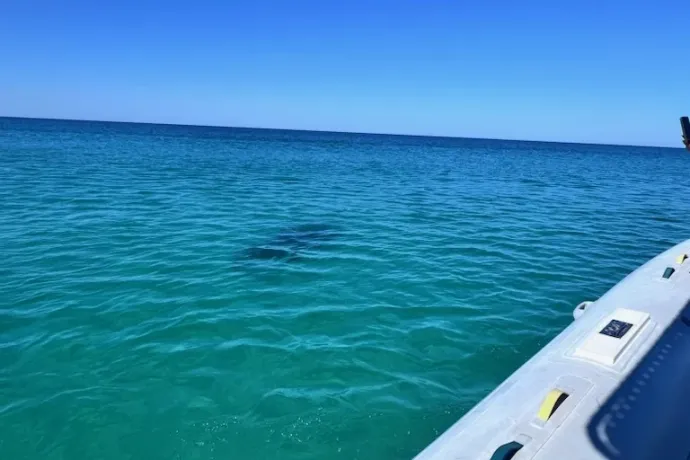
xmin=0 ymin=114 xmax=680 ymax=150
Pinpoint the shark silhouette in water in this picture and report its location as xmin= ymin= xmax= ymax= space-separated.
xmin=242 ymin=223 xmax=340 ymax=261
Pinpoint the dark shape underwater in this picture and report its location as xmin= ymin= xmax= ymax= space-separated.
xmin=244 ymin=247 xmax=296 ymax=261
xmin=242 ymin=223 xmax=340 ymax=261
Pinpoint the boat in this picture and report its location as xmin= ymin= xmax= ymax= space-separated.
xmin=415 ymin=239 xmax=690 ymax=459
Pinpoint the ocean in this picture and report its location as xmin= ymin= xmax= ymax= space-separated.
xmin=1 ymin=117 xmax=688 ymax=459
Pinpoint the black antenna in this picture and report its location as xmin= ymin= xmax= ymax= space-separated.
xmin=681 ymin=116 xmax=690 ymax=151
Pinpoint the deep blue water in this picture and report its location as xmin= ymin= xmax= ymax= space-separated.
xmin=1 ymin=117 xmax=688 ymax=459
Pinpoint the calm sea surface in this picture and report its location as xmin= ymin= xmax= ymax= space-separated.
xmin=1 ymin=117 xmax=688 ymax=459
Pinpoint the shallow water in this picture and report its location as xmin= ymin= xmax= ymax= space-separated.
xmin=1 ymin=117 xmax=688 ymax=459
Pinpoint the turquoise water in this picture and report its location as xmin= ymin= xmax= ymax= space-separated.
xmin=1 ymin=117 xmax=688 ymax=459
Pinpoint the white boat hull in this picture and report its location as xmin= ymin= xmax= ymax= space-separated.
xmin=415 ymin=239 xmax=690 ymax=460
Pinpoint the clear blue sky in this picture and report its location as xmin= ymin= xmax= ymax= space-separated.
xmin=1 ymin=0 xmax=687 ymax=146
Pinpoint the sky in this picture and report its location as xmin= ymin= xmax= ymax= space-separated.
xmin=0 ymin=0 xmax=688 ymax=146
